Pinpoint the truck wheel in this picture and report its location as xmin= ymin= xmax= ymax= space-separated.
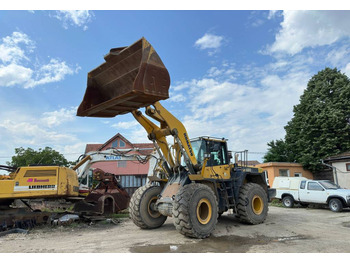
xmin=282 ymin=196 xmax=294 ymax=208
xmin=329 ymin=198 xmax=343 ymax=212
xmin=129 ymin=184 xmax=167 ymax=229
xmin=173 ymin=183 xmax=218 ymax=239
xmin=237 ymin=183 xmax=268 ymax=225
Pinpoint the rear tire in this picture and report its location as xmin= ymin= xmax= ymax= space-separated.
xmin=282 ymin=196 xmax=295 ymax=208
xmin=237 ymin=183 xmax=268 ymax=224
xmin=329 ymin=198 xmax=343 ymax=212
xmin=129 ymin=184 xmax=167 ymax=229
xmin=173 ymin=183 xmax=218 ymax=239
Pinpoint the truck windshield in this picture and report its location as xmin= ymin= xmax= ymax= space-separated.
xmin=319 ymin=181 xmax=340 ymax=189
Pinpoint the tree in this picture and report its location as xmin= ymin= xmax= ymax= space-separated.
xmin=7 ymin=147 xmax=70 ymax=167
xmin=263 ymin=139 xmax=291 ymax=163
xmin=264 ymin=68 xmax=350 ymax=172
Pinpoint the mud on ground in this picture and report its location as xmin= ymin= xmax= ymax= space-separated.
xmin=1 ymin=206 xmax=350 ymax=253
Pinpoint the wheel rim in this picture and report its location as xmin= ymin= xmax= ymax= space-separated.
xmin=284 ymin=199 xmax=291 ymax=207
xmin=147 ymin=196 xmax=161 ymax=218
xmin=252 ymin=195 xmax=263 ymax=215
xmin=331 ymin=201 xmax=338 ymax=210
xmin=196 ymin=198 xmax=212 ymax=225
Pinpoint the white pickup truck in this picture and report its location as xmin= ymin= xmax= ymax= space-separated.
xmin=272 ymin=177 xmax=350 ymax=212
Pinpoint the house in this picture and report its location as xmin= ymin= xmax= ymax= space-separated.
xmin=237 ymin=160 xmax=261 ymax=167
xmin=324 ymin=152 xmax=350 ymax=189
xmin=85 ymin=133 xmax=154 ymax=196
xmin=255 ymin=162 xmax=314 ymax=187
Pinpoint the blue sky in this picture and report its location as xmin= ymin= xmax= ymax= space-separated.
xmin=1 ymin=9 xmax=350 ymax=165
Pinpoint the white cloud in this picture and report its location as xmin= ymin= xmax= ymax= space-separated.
xmin=111 ymin=121 xmax=139 ymax=129
xmin=0 ymin=107 xmax=87 ymax=163
xmin=25 ymin=59 xmax=75 ymax=88
xmin=0 ymin=31 xmax=35 ymax=63
xmin=169 ymin=60 xmax=311 ymax=158
xmin=343 ymin=63 xmax=350 ymax=77
xmin=0 ymin=31 xmax=78 ymax=89
xmin=54 ymin=10 xmax=93 ymax=30
xmin=269 ymin=11 xmax=350 ymax=55
xmin=41 ymin=107 xmax=77 ymax=127
xmin=0 ymin=63 xmax=33 ymax=87
xmin=195 ymin=33 xmax=224 ymax=55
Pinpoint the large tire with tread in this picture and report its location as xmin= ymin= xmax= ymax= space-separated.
xmin=173 ymin=183 xmax=218 ymax=239
xmin=282 ymin=195 xmax=295 ymax=208
xmin=129 ymin=184 xmax=167 ymax=229
xmin=237 ymin=183 xmax=268 ymax=225
xmin=329 ymin=198 xmax=343 ymax=212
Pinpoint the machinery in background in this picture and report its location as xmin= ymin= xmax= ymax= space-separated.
xmin=72 ymin=148 xmax=158 ymax=215
xmin=0 ymin=148 xmax=158 ymax=228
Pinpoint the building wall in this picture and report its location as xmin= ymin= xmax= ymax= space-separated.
xmin=85 ymin=134 xmax=154 ymax=196
xmin=331 ymin=161 xmax=350 ymax=189
xmin=256 ymin=162 xmax=314 ymax=186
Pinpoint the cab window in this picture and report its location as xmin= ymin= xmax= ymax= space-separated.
xmin=300 ymin=180 xmax=306 ymax=189
xmin=307 ymin=182 xmax=324 ymax=191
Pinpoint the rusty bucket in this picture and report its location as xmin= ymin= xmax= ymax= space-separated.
xmin=77 ymin=37 xmax=170 ymax=117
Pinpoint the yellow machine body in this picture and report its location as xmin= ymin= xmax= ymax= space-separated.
xmin=0 ymin=166 xmax=79 ymax=200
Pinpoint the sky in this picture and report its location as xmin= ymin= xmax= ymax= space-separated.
xmin=1 ymin=8 xmax=350 ymax=165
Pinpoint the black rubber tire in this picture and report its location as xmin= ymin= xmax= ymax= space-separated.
xmin=282 ymin=195 xmax=295 ymax=208
xmin=329 ymin=198 xmax=343 ymax=212
xmin=129 ymin=184 xmax=167 ymax=229
xmin=172 ymin=183 xmax=218 ymax=239
xmin=237 ymin=183 xmax=268 ymax=225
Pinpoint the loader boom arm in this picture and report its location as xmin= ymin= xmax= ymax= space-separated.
xmin=132 ymin=101 xmax=197 ymax=175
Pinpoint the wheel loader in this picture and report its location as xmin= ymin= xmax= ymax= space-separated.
xmin=77 ymin=37 xmax=276 ymax=238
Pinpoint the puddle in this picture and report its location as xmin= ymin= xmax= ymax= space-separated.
xmin=130 ymin=234 xmax=309 ymax=253
xmin=342 ymin=222 xmax=350 ymax=228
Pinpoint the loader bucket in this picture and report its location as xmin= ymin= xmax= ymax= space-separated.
xmin=77 ymin=37 xmax=170 ymax=117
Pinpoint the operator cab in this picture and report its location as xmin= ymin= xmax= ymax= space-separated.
xmin=190 ymin=137 xmax=230 ymax=167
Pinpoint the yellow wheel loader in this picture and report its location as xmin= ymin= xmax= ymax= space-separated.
xmin=77 ymin=38 xmax=276 ymax=238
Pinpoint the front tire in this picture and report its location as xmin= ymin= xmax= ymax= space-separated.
xmin=282 ymin=196 xmax=295 ymax=208
xmin=237 ymin=183 xmax=268 ymax=224
xmin=129 ymin=184 xmax=167 ymax=229
xmin=329 ymin=198 xmax=343 ymax=212
xmin=173 ymin=183 xmax=218 ymax=239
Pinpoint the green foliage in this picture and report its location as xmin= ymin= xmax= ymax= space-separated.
xmin=264 ymin=68 xmax=350 ymax=172
xmin=7 ymin=147 xmax=71 ymax=167
xmin=263 ymin=139 xmax=291 ymax=163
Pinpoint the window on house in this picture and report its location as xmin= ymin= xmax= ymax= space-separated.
xmin=307 ymin=182 xmax=324 ymax=191
xmin=346 ymin=163 xmax=350 ymax=171
xmin=294 ymin=173 xmax=302 ymax=177
xmin=117 ymin=160 xmax=127 ymax=168
xmin=279 ymin=169 xmax=290 ymax=177
xmin=112 ymin=140 xmax=118 ymax=148
xmin=119 ymin=140 xmax=126 ymax=147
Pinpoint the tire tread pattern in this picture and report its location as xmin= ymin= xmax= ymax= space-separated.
xmin=237 ymin=183 xmax=268 ymax=225
xmin=173 ymin=183 xmax=218 ymax=239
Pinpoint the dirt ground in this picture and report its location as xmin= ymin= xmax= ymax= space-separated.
xmin=1 ymin=205 xmax=350 ymax=253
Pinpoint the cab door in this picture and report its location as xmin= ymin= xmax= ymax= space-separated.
xmin=202 ymin=141 xmax=231 ymax=180
xmin=299 ymin=181 xmax=327 ymax=203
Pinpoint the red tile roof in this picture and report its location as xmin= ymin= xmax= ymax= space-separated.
xmin=85 ymin=133 xmax=154 ymax=155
